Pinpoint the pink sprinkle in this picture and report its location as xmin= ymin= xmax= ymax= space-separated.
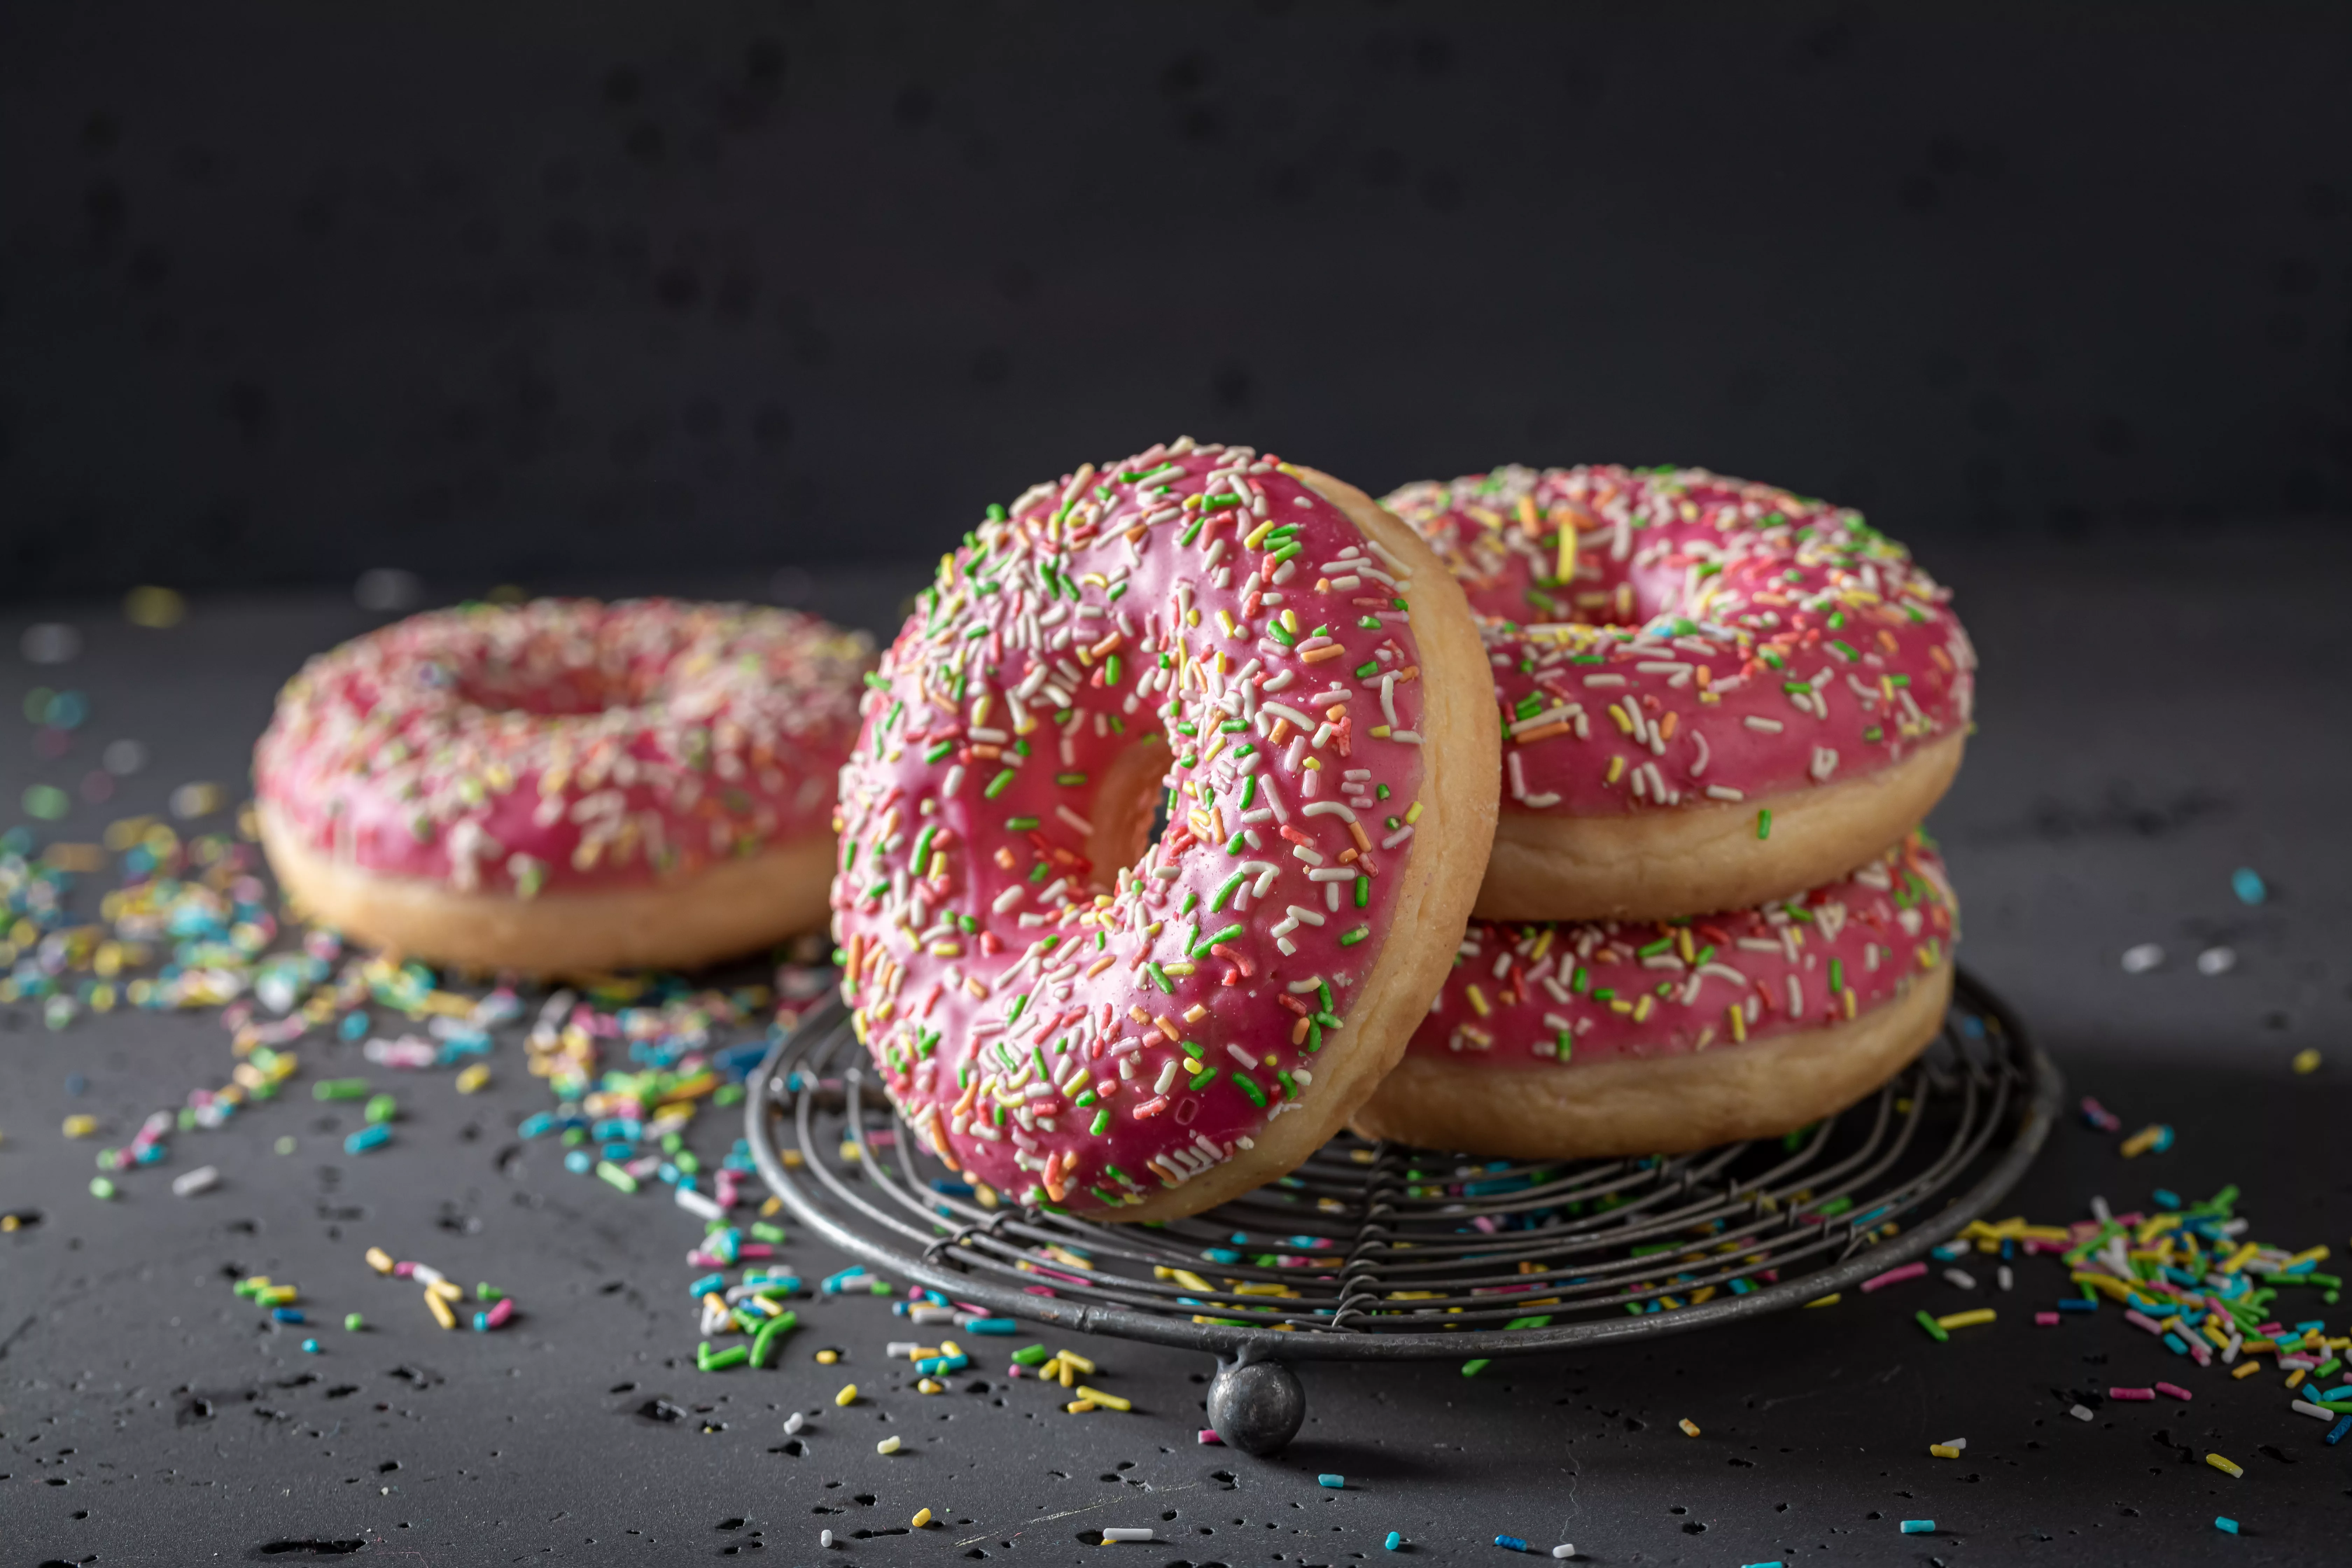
xmin=2257 ymin=1322 xmax=2284 ymax=1336
xmin=2108 ymin=1386 xmax=2155 ymax=1401
xmin=1197 ymin=1429 xmax=1223 ymax=1444
xmin=1021 ymin=1284 xmax=1058 ymax=1298
xmin=1862 ymin=1262 xmax=1928 ymax=1293
xmin=393 ymin=1261 xmax=416 ymax=1278
xmin=2124 ymin=1309 xmax=2165 ymax=1335
xmin=2035 ymin=1311 xmax=2060 ymax=1326
xmin=1006 ymin=1365 xmax=1024 ymax=1379
xmin=484 ymin=1297 xmax=514 ymax=1329
xmin=2186 ymin=1339 xmax=2212 ymax=1367
xmin=2156 ymin=1381 xmax=2194 ymax=1401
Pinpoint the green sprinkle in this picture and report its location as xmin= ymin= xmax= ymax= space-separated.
xmin=985 ymin=769 xmax=1016 ymax=799
xmin=1005 ymin=815 xmax=1040 ymax=830
xmin=1090 ymin=1111 xmax=1111 ymax=1136
xmin=1915 ymin=1309 xmax=1949 ymax=1343
xmin=1338 ymin=926 xmax=1369 ymax=947
xmin=1232 ymin=1072 xmax=1267 ymax=1107
xmin=1757 ymin=808 xmax=1772 ymax=840
xmin=595 ymin=1161 xmax=638 ymax=1194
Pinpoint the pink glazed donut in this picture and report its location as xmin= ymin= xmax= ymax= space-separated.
xmin=1383 ymin=465 xmax=1974 ymax=922
xmin=831 ymin=438 xmax=1497 ymax=1221
xmin=256 ymin=598 xmax=871 ymax=976
xmin=1351 ymin=832 xmax=1958 ymax=1158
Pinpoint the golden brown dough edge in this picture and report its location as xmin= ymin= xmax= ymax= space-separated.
xmin=1349 ymin=962 xmax=1953 ymax=1158
xmin=260 ymin=803 xmax=835 ymax=978
xmin=1477 ymin=730 xmax=1964 ymax=922
xmin=1108 ymin=467 xmax=1500 ymax=1221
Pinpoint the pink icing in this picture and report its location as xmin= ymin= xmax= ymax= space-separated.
xmin=1414 ymin=834 xmax=1956 ymax=1068
xmin=1382 ymin=466 xmax=1973 ymax=817
xmin=255 ymin=599 xmax=869 ymax=896
xmin=832 ymin=439 xmax=1439 ymax=1214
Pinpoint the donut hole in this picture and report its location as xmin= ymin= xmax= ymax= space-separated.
xmin=1080 ymin=737 xmax=1176 ymax=891
xmin=1450 ymin=520 xmax=1686 ymax=629
xmin=449 ymin=657 xmax=659 ymax=717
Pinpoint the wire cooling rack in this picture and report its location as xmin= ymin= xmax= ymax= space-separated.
xmin=744 ymin=967 xmax=2060 ymax=1451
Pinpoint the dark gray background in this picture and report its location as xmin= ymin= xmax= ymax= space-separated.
xmin=3 ymin=533 xmax=2350 ymax=1562
xmin=3 ymin=1 xmax=2351 ymax=602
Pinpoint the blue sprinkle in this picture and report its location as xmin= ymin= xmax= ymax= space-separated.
xmin=1318 ymin=1474 xmax=1344 ymax=1488
xmin=343 ymin=1124 xmax=391 ymax=1155
xmin=962 ymin=1317 xmax=1018 ymax=1335
xmin=1899 ymin=1520 xmax=1935 ymax=1535
xmin=1385 ymin=1532 xmax=1403 ymax=1551
xmin=2058 ymin=1298 xmax=2098 ymax=1312
xmin=1203 ymin=1247 xmax=1242 ymax=1265
xmin=2326 ymin=1414 xmax=2351 ymax=1446
xmin=2152 ymin=1188 xmax=2181 ymax=1210
xmin=2215 ymin=1516 xmax=2240 ymax=1534
xmin=301 ymin=1338 xmax=320 ymax=1353
xmin=1496 ymin=1536 xmax=1529 ymax=1552
xmin=2231 ymin=867 xmax=2266 ymax=905
xmin=270 ymin=1307 xmax=305 ymax=1324
xmin=563 ymin=1149 xmax=592 ymax=1175
xmin=2164 ymin=1331 xmax=2190 ymax=1355
xmin=687 ymin=1272 xmax=725 ymax=1298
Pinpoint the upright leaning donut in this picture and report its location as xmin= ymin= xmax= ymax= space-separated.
xmin=257 ymin=598 xmax=870 ymax=976
xmin=832 ymin=438 xmax=1497 ymax=1220
xmin=1351 ymin=832 xmax=1958 ymax=1158
xmin=1384 ymin=465 xmax=1973 ymax=922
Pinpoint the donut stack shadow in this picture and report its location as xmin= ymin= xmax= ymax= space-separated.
xmin=1348 ymin=465 xmax=1972 ymax=1161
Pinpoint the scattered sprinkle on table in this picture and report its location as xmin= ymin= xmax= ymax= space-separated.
xmin=1898 ymin=1519 xmax=1935 ymax=1534
xmin=875 ymin=1435 xmax=901 ymax=1455
xmin=2215 ymin=1516 xmax=2240 ymax=1534
xmin=1317 ymin=1473 xmax=1344 ymax=1488
xmin=1677 ymin=1417 xmax=1701 ymax=1436
xmin=2206 ymin=1452 xmax=2244 ymax=1478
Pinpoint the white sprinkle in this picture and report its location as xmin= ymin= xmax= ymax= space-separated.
xmin=1103 ymin=1528 xmax=1157 ymax=1543
xmin=2120 ymin=943 xmax=2164 ymax=974
xmin=1942 ymin=1268 xmax=1976 ymax=1290
xmin=2068 ymin=1404 xmax=2094 ymax=1422
xmin=171 ymin=1166 xmax=221 ymax=1198
xmin=785 ymin=1410 xmax=806 ymax=1435
xmin=2196 ymin=946 xmax=2236 ymax=976
xmin=1997 ymin=1265 xmax=2014 ymax=1292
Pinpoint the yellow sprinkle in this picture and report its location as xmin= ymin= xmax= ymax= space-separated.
xmin=1065 ymin=1399 xmax=1097 ymax=1414
xmin=1057 ymin=1349 xmax=1098 ymax=1375
xmin=835 ymin=1383 xmax=858 ymax=1406
xmin=424 ymin=1290 xmax=456 ymax=1330
xmin=876 ymin=1435 xmax=902 ymax=1455
xmin=1678 ymin=1418 xmax=1701 ymax=1437
xmin=1076 ymin=1385 xmax=1132 ymax=1411
xmin=1058 ymin=1358 xmax=1075 ymax=1388
xmin=2119 ymin=1124 xmax=2165 ymax=1158
xmin=455 ymin=1063 xmax=490 ymax=1094
xmin=2292 ymin=1048 xmax=2322 ymax=1073
xmin=1935 ymin=1309 xmax=1996 ymax=1330
xmin=2287 ymin=1244 xmax=2331 ymax=1268
xmin=1555 ymin=516 xmax=1578 ymax=582
xmin=2206 ymin=1452 xmax=2244 ymax=1478
xmin=1930 ymin=1444 xmax=1962 ymax=1460
xmin=428 ymin=1278 xmax=463 ymax=1302
xmin=1803 ymin=1293 xmax=1841 ymax=1308
xmin=917 ymin=1377 xmax=946 ymax=1395
xmin=61 ymin=1114 xmax=98 ymax=1139
xmin=912 ymin=1508 xmax=933 ymax=1528
xmin=2233 ymin=1360 xmax=2262 ymax=1379
xmin=816 ymin=1349 xmax=839 ymax=1364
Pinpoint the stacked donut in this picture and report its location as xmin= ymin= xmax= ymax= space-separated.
xmin=1351 ymin=464 xmax=1973 ymax=1157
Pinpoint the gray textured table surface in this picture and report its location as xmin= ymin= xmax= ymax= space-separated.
xmin=3 ymin=533 xmax=2347 ymax=1565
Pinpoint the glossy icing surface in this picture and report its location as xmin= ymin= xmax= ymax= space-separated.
xmin=1414 ymin=834 xmax=1956 ymax=1067
xmin=255 ymin=599 xmax=869 ymax=896
xmin=831 ymin=440 xmax=1437 ymax=1213
xmin=1383 ymin=465 xmax=1972 ymax=817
